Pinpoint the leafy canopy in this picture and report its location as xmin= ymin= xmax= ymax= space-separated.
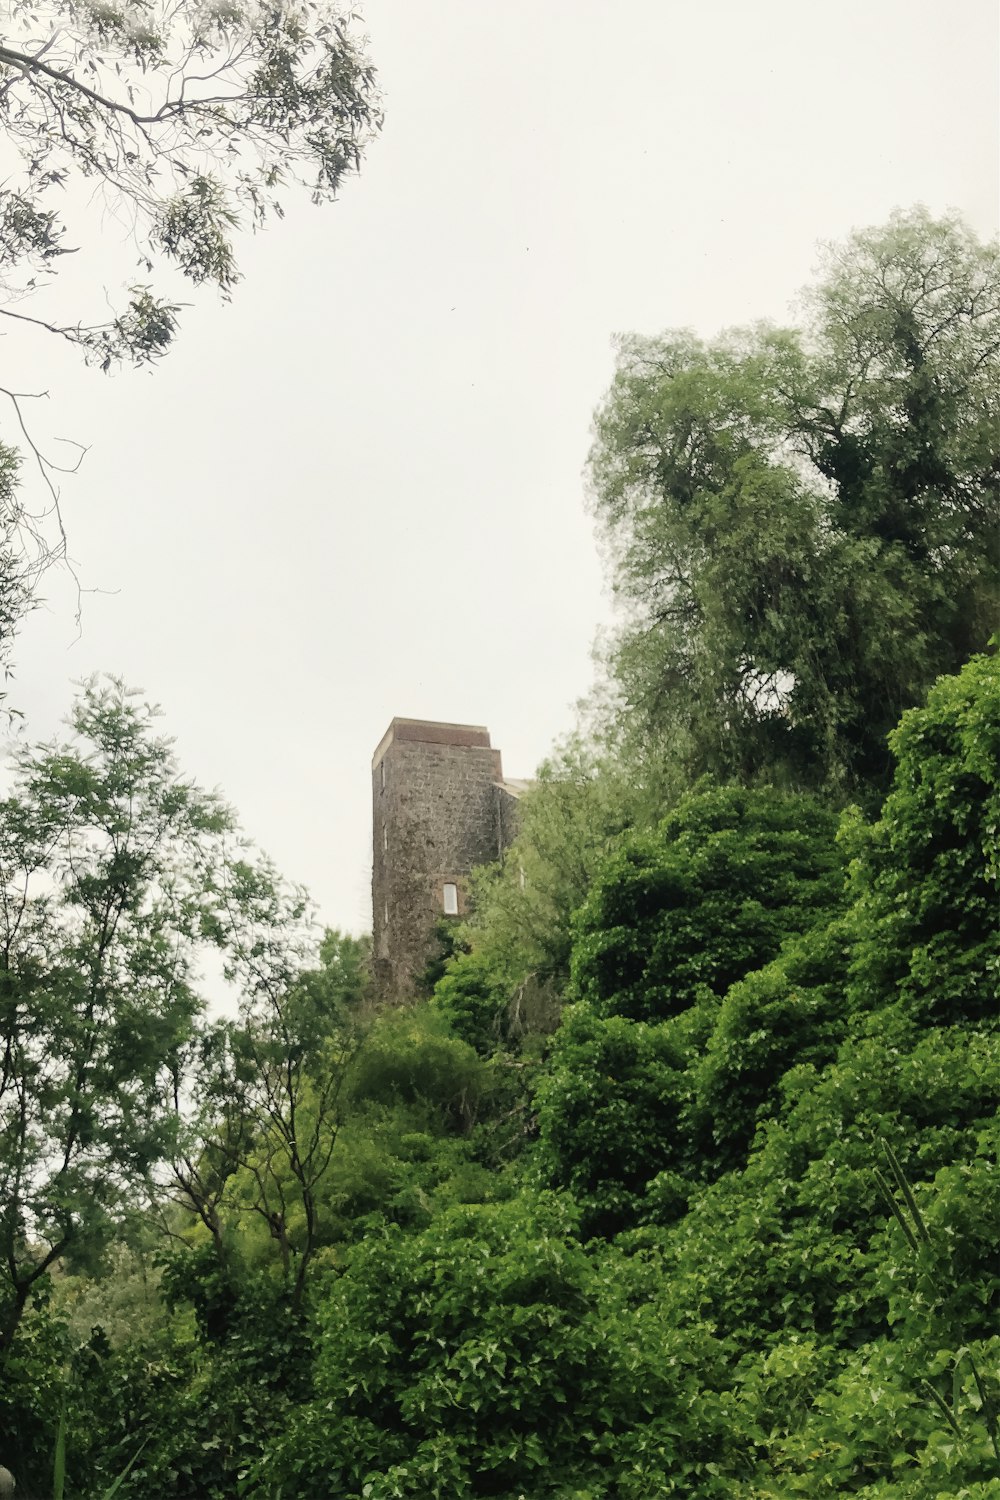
xmin=0 ymin=0 xmax=381 ymax=367
xmin=0 ymin=676 xmax=328 ymax=1353
xmin=570 ymin=783 xmax=844 ymax=1023
xmin=0 ymin=0 xmax=381 ymax=652
xmin=589 ymin=208 xmax=1000 ymax=797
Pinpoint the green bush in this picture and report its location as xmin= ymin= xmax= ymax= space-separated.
xmin=571 ymin=784 xmax=844 ymax=1022
xmin=257 ymin=1194 xmax=743 ymax=1498
xmin=432 ymin=948 xmax=511 ymax=1055
xmin=694 ymin=917 xmax=852 ymax=1167
xmin=348 ymin=1006 xmax=488 ymax=1129
xmin=534 ymin=1003 xmax=695 ymax=1236
xmin=847 ymin=648 xmax=1000 ymax=1025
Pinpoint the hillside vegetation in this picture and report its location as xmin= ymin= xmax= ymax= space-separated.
xmin=0 ymin=209 xmax=997 ymax=1499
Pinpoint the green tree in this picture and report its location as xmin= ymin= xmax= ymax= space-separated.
xmin=0 ymin=0 xmax=381 ymax=369
xmin=441 ymin=737 xmax=633 ymax=1050
xmin=534 ymin=786 xmax=844 ymax=1235
xmin=489 ymin=741 xmax=632 ymax=988
xmin=0 ymin=0 xmax=382 ymax=679
xmin=118 ymin=921 xmax=369 ymax=1500
xmin=570 ymin=783 xmax=844 ymax=1023
xmin=163 ymin=912 xmax=363 ymax=1312
xmin=0 ymin=681 xmax=349 ymax=1492
xmin=589 ymin=209 xmax=999 ymax=796
xmin=846 ymin=646 xmax=999 ymax=1026
xmin=315 ymin=928 xmax=371 ymax=1013
xmin=0 ymin=445 xmax=34 ymax=715
xmin=0 ymin=679 xmax=234 ymax=1352
xmin=634 ymin=651 xmax=999 ymax=1490
xmin=257 ymin=1194 xmax=740 ymax=1499
xmin=0 ymin=677 xmax=333 ymax=1353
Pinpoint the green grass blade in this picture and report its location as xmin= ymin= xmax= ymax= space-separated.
xmin=52 ymin=1398 xmax=66 ymax=1500
xmin=873 ymin=1166 xmax=919 ymax=1253
xmin=881 ymin=1138 xmax=931 ymax=1245
xmin=100 ymin=1436 xmax=151 ymax=1499
xmin=921 ymin=1378 xmax=964 ymax=1438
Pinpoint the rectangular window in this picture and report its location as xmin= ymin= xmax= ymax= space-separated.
xmin=384 ymin=900 xmax=389 ymax=928
xmin=380 ymin=761 xmax=386 ymax=792
xmin=442 ymin=882 xmax=458 ymax=916
xmin=382 ymin=823 xmax=388 ymax=853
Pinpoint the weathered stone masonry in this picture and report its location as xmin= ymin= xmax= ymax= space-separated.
xmin=371 ymin=718 xmax=523 ymax=998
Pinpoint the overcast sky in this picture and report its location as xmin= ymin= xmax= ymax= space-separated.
xmin=3 ymin=0 xmax=998 ymax=937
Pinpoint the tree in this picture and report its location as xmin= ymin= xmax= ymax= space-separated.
xmin=439 ymin=736 xmax=633 ymax=1047
xmin=164 ymin=907 xmax=361 ymax=1314
xmin=315 ymin=927 xmax=372 ymax=1013
xmin=589 ymin=209 xmax=1000 ymax=797
xmin=0 ymin=0 xmax=381 ymax=369
xmin=0 ymin=679 xmax=230 ymax=1350
xmin=533 ymin=785 xmax=845 ymax=1236
xmin=0 ymin=676 xmax=324 ymax=1352
xmin=846 ymin=646 xmax=999 ymax=1026
xmin=0 ymin=446 xmax=34 ymax=701
xmin=570 ymin=783 xmax=844 ymax=1024
xmin=0 ymin=0 xmax=381 ymax=669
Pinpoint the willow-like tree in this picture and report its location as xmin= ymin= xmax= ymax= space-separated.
xmin=589 ymin=208 xmax=1000 ymax=797
xmin=0 ymin=0 xmax=380 ymax=367
xmin=0 ymin=0 xmax=381 ymax=661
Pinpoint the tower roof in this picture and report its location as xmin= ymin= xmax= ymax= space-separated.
xmin=372 ymin=717 xmax=492 ymax=767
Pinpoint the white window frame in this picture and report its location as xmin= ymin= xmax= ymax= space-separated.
xmin=442 ymin=882 xmax=459 ymax=916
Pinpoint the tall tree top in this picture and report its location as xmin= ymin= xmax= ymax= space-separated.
xmin=588 ymin=209 xmax=1000 ymax=799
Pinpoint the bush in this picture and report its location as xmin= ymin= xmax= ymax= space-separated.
xmin=534 ymin=1003 xmax=695 ymax=1237
xmin=694 ymin=917 xmax=852 ymax=1167
xmin=847 ymin=647 xmax=1000 ymax=1025
xmin=257 ymin=1194 xmax=742 ymax=1498
xmin=571 ymin=784 xmax=844 ymax=1022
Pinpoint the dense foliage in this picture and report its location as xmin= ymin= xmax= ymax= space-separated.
xmin=1 ymin=644 xmax=992 ymax=1499
xmin=0 ymin=212 xmax=997 ymax=1498
xmin=588 ymin=208 xmax=999 ymax=798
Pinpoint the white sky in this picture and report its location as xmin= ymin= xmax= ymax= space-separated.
xmin=3 ymin=0 xmax=998 ymax=937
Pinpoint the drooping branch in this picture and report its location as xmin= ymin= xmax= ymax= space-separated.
xmin=0 ymin=41 xmax=246 ymax=127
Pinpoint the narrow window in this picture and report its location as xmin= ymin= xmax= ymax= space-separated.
xmin=382 ymin=823 xmax=388 ymax=853
xmin=384 ymin=900 xmax=389 ymax=928
xmin=442 ymin=882 xmax=458 ymax=916
xmin=380 ymin=760 xmax=386 ymax=792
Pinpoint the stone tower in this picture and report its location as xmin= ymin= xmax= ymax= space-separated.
xmin=371 ymin=718 xmax=522 ymax=998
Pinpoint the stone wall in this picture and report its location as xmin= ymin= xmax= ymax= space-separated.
xmin=496 ymin=783 xmax=522 ymax=854
xmin=372 ymin=720 xmax=507 ymax=998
